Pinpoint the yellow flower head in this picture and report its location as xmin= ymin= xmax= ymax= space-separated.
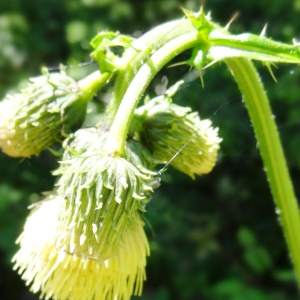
xmin=131 ymin=81 xmax=222 ymax=178
xmin=54 ymin=128 xmax=156 ymax=261
xmin=0 ymin=70 xmax=87 ymax=157
xmin=13 ymin=194 xmax=150 ymax=300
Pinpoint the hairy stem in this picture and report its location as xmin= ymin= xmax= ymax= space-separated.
xmin=77 ymin=70 xmax=112 ymax=102
xmin=226 ymin=57 xmax=300 ymax=285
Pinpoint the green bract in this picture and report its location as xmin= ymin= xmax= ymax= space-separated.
xmin=54 ymin=128 xmax=157 ymax=260
xmin=0 ymin=71 xmax=87 ymax=157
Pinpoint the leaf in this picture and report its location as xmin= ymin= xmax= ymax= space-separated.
xmin=243 ymin=246 xmax=273 ymax=273
xmin=237 ymin=227 xmax=257 ymax=248
xmin=90 ymin=31 xmax=134 ymax=73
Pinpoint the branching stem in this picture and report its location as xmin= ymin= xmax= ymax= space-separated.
xmin=104 ymin=30 xmax=198 ymax=155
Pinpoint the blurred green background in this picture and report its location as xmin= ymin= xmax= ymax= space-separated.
xmin=1 ymin=0 xmax=300 ymax=299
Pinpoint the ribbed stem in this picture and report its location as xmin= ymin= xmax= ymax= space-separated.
xmin=226 ymin=57 xmax=300 ymax=285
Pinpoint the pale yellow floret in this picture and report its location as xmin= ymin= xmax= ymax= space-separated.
xmin=12 ymin=195 xmax=150 ymax=300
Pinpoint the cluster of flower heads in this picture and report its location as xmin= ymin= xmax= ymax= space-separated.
xmin=0 ymin=71 xmax=221 ymax=299
xmin=12 ymin=126 xmax=157 ymax=299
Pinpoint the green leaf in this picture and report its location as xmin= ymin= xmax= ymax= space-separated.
xmin=243 ymin=246 xmax=273 ymax=273
xmin=90 ymin=31 xmax=134 ymax=73
xmin=236 ymin=227 xmax=257 ymax=248
xmin=213 ymin=279 xmax=268 ymax=300
xmin=273 ymin=269 xmax=296 ymax=283
xmin=90 ymin=32 xmax=134 ymax=50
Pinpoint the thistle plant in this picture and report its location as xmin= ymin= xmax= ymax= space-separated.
xmin=3 ymin=5 xmax=300 ymax=300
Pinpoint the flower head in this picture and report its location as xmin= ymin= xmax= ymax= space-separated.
xmin=13 ymin=194 xmax=149 ymax=300
xmin=0 ymin=70 xmax=87 ymax=157
xmin=131 ymin=82 xmax=222 ymax=178
xmin=54 ymin=128 xmax=156 ymax=261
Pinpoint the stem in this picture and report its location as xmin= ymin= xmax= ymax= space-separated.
xmin=104 ymin=30 xmax=198 ymax=155
xmin=101 ymin=12 xmax=300 ymax=155
xmin=226 ymin=57 xmax=300 ymax=284
xmin=106 ymin=19 xmax=195 ymax=122
xmin=209 ymin=31 xmax=300 ymax=63
xmin=77 ymin=70 xmax=112 ymax=101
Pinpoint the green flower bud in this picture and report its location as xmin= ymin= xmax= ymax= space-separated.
xmin=54 ymin=128 xmax=156 ymax=260
xmin=12 ymin=194 xmax=150 ymax=300
xmin=131 ymin=83 xmax=222 ymax=179
xmin=0 ymin=70 xmax=87 ymax=157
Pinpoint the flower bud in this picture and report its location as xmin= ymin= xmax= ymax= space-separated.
xmin=0 ymin=71 xmax=87 ymax=157
xmin=12 ymin=194 xmax=149 ymax=300
xmin=132 ymin=83 xmax=222 ymax=178
xmin=54 ymin=129 xmax=156 ymax=260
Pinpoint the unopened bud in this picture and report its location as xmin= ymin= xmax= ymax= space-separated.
xmin=132 ymin=83 xmax=222 ymax=178
xmin=0 ymin=71 xmax=87 ymax=157
xmin=54 ymin=129 xmax=156 ymax=260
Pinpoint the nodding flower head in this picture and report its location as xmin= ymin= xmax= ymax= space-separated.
xmin=12 ymin=194 xmax=149 ymax=300
xmin=54 ymin=128 xmax=157 ymax=261
xmin=0 ymin=70 xmax=87 ymax=157
xmin=131 ymin=82 xmax=222 ymax=178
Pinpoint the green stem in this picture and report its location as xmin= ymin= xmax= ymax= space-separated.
xmin=98 ymin=12 xmax=300 ymax=155
xmin=225 ymin=57 xmax=300 ymax=285
xmin=77 ymin=70 xmax=112 ymax=101
xmin=209 ymin=31 xmax=300 ymax=63
xmin=104 ymin=30 xmax=198 ymax=155
xmin=106 ymin=19 xmax=195 ymax=123
xmin=89 ymin=13 xmax=300 ymax=284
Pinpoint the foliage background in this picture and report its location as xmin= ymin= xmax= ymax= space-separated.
xmin=1 ymin=0 xmax=300 ymax=299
